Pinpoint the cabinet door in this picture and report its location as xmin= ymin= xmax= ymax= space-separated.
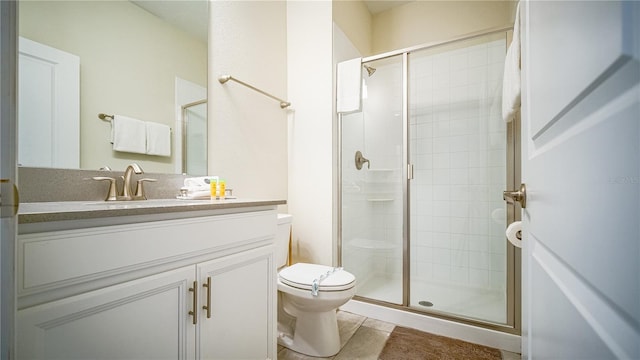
xmin=197 ymin=246 xmax=276 ymax=360
xmin=17 ymin=266 xmax=196 ymax=360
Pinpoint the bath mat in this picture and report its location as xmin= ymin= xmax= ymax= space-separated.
xmin=378 ymin=326 xmax=502 ymax=360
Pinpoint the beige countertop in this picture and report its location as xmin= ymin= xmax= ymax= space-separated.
xmin=19 ymin=198 xmax=287 ymax=226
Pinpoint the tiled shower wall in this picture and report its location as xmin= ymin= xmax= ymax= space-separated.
xmin=409 ymin=38 xmax=507 ymax=292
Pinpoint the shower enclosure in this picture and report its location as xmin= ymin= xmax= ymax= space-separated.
xmin=339 ymin=29 xmax=519 ymax=332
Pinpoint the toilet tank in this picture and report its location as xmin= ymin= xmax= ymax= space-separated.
xmin=275 ymin=214 xmax=293 ymax=268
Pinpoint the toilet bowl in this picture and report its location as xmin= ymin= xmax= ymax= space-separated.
xmin=276 ymin=214 xmax=356 ymax=357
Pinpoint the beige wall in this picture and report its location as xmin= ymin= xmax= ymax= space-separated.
xmin=372 ymin=1 xmax=513 ymax=54
xmin=19 ymin=1 xmax=207 ymax=173
xmin=288 ymin=1 xmax=334 ymax=266
xmin=209 ymin=1 xmax=288 ymax=209
xmin=332 ymin=0 xmax=373 ymax=56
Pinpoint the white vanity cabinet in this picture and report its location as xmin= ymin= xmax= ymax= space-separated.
xmin=17 ymin=208 xmax=277 ymax=360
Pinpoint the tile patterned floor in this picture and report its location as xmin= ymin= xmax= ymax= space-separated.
xmin=277 ymin=311 xmax=522 ymax=360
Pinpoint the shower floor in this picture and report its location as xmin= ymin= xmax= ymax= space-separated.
xmin=357 ymin=275 xmax=507 ymax=324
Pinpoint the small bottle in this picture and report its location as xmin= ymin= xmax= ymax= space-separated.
xmin=210 ymin=178 xmax=217 ymax=199
xmin=218 ymin=180 xmax=226 ymax=200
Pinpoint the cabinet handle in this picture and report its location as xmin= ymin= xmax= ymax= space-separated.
xmin=189 ymin=281 xmax=198 ymax=325
xmin=202 ymin=276 xmax=212 ymax=319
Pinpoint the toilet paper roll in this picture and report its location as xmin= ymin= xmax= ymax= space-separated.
xmin=506 ymin=221 xmax=522 ymax=248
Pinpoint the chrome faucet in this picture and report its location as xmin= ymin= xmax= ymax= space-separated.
xmin=122 ymin=163 xmax=143 ymax=200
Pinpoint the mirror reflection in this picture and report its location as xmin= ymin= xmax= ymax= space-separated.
xmin=18 ymin=0 xmax=208 ymax=174
xmin=182 ymin=100 xmax=207 ymax=175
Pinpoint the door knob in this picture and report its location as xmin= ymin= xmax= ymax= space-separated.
xmin=503 ymin=183 xmax=527 ymax=208
xmin=0 ymin=179 xmax=19 ymax=217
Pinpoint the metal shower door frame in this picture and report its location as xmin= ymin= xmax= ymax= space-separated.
xmin=338 ymin=25 xmax=520 ymax=335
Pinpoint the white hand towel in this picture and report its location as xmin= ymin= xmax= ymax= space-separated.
xmin=176 ymin=190 xmax=211 ymax=200
xmin=502 ymin=2 xmax=522 ymax=123
xmin=145 ymin=121 xmax=171 ymax=157
xmin=337 ymin=57 xmax=362 ymax=113
xmin=111 ymin=115 xmax=146 ymax=154
xmin=184 ymin=176 xmax=212 ymax=188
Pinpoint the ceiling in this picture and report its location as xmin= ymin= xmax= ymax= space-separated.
xmin=364 ymin=0 xmax=414 ymax=14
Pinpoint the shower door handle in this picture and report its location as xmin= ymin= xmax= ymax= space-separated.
xmin=503 ymin=183 xmax=527 ymax=208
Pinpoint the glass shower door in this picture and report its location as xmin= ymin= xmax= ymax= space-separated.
xmin=341 ymin=55 xmax=404 ymax=305
xmin=408 ymin=35 xmax=508 ymax=324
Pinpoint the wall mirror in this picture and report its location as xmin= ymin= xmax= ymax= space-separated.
xmin=18 ymin=0 xmax=208 ymax=175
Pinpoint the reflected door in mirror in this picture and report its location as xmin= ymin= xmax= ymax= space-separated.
xmin=18 ymin=37 xmax=79 ymax=168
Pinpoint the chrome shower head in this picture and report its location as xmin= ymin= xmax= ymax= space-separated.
xmin=363 ymin=64 xmax=376 ymax=76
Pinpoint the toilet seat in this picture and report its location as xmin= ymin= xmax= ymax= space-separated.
xmin=279 ymin=263 xmax=355 ymax=292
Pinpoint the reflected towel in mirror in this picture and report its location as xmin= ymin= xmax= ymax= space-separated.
xmin=111 ymin=115 xmax=146 ymax=154
xmin=145 ymin=121 xmax=171 ymax=157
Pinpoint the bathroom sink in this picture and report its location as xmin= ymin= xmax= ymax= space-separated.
xmin=18 ymin=198 xmax=286 ymax=228
xmin=81 ymin=198 xmax=213 ymax=209
xmin=19 ymin=199 xmax=214 ymax=215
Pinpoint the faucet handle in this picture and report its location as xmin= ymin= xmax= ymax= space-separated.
xmin=92 ymin=176 xmax=118 ymax=201
xmin=134 ymin=178 xmax=157 ymax=200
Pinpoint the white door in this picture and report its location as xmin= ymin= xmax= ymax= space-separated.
xmin=521 ymin=1 xmax=639 ymax=359
xmin=197 ymin=246 xmax=275 ymax=360
xmin=18 ymin=37 xmax=79 ymax=168
xmin=17 ymin=266 xmax=196 ymax=360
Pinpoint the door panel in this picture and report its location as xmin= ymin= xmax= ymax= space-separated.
xmin=18 ymin=37 xmax=79 ymax=168
xmin=17 ymin=266 xmax=195 ymax=360
xmin=197 ymin=246 xmax=275 ymax=360
xmin=522 ymin=1 xmax=639 ymax=358
xmin=528 ymin=1 xmax=637 ymax=139
xmin=531 ymin=253 xmax=616 ymax=359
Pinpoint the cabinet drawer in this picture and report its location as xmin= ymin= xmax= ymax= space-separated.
xmin=18 ymin=210 xmax=276 ymax=298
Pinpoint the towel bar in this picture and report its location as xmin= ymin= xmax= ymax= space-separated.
xmin=98 ymin=113 xmax=114 ymax=121
xmin=98 ymin=113 xmax=172 ymax=132
xmin=218 ymin=75 xmax=291 ymax=109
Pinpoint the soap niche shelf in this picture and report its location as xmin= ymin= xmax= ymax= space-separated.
xmin=352 ymin=168 xmax=401 ymax=204
xmin=366 ymin=198 xmax=394 ymax=202
xmin=365 ymin=168 xmax=399 ymax=185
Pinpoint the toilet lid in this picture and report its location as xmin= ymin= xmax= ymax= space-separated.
xmin=279 ymin=263 xmax=355 ymax=292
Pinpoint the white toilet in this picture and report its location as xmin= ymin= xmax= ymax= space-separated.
xmin=275 ymin=214 xmax=356 ymax=357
